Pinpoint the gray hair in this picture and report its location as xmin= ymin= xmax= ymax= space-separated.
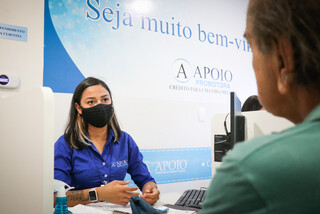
xmin=248 ymin=0 xmax=320 ymax=91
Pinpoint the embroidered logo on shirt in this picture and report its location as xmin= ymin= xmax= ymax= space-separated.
xmin=111 ymin=160 xmax=128 ymax=167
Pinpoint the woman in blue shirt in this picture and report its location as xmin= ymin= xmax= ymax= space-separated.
xmin=54 ymin=77 xmax=159 ymax=207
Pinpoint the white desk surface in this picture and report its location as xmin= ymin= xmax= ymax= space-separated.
xmin=69 ymin=192 xmax=196 ymax=214
xmin=158 ymin=192 xmax=183 ymax=205
xmin=68 ymin=177 xmax=211 ymax=213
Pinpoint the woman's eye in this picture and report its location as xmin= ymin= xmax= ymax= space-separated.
xmin=87 ymin=100 xmax=95 ymax=104
xmin=102 ymin=98 xmax=109 ymax=102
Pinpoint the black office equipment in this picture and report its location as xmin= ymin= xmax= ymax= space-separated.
xmin=214 ymin=92 xmax=245 ymax=161
xmin=166 ymin=189 xmax=207 ymax=211
xmin=214 ymin=134 xmax=229 ymax=162
xmin=230 ymin=92 xmax=245 ymax=149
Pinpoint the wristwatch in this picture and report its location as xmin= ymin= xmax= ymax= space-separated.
xmin=88 ymin=188 xmax=98 ymax=202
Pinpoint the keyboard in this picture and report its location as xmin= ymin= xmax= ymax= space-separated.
xmin=174 ymin=189 xmax=207 ymax=210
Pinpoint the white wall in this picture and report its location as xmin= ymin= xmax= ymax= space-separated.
xmin=0 ymin=0 xmax=44 ymax=95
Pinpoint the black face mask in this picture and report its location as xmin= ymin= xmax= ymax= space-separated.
xmin=81 ymin=104 xmax=113 ymax=128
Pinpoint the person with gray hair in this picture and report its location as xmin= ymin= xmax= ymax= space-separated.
xmin=200 ymin=0 xmax=320 ymax=213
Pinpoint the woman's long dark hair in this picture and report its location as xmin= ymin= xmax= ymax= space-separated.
xmin=64 ymin=77 xmax=122 ymax=149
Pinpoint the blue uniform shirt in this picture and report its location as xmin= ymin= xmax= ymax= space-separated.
xmin=54 ymin=129 xmax=155 ymax=190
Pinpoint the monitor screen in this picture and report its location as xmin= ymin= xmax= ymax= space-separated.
xmin=230 ymin=92 xmax=245 ymax=148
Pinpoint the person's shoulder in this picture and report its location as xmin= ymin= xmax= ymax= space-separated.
xmin=55 ymin=135 xmax=71 ymax=150
xmin=117 ymin=131 xmax=138 ymax=146
xmin=224 ymin=126 xmax=297 ymax=164
xmin=55 ymin=135 xmax=66 ymax=143
xmin=224 ymin=135 xmax=269 ymax=163
xmin=223 ymin=118 xmax=320 ymax=170
xmin=119 ymin=131 xmax=133 ymax=140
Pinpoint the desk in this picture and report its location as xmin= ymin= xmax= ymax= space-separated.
xmin=158 ymin=192 xmax=183 ymax=205
xmin=69 ymin=193 xmax=196 ymax=214
xmin=68 ymin=180 xmax=211 ymax=213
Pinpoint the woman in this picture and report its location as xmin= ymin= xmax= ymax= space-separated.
xmin=54 ymin=77 xmax=159 ymax=207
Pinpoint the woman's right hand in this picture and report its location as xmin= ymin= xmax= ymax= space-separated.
xmin=96 ymin=180 xmax=139 ymax=205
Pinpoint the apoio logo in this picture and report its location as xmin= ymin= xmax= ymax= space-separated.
xmin=172 ymin=59 xmax=233 ymax=87
xmin=145 ymin=159 xmax=188 ymax=174
xmin=172 ymin=58 xmax=192 ymax=83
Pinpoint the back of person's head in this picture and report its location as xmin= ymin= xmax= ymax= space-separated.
xmin=241 ymin=95 xmax=262 ymax=112
xmin=248 ymin=0 xmax=320 ymax=93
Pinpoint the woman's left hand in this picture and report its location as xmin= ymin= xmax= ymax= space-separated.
xmin=140 ymin=182 xmax=160 ymax=205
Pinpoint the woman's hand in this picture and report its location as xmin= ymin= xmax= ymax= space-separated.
xmin=140 ymin=182 xmax=160 ymax=205
xmin=96 ymin=180 xmax=139 ymax=205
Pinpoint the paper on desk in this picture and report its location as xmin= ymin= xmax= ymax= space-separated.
xmin=87 ymin=202 xmax=131 ymax=213
xmin=68 ymin=202 xmax=130 ymax=214
xmin=69 ymin=204 xmax=112 ymax=214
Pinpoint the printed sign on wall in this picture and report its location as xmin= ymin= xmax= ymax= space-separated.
xmin=125 ymin=148 xmax=211 ymax=185
xmin=44 ymin=0 xmax=254 ymax=184
xmin=44 ymin=0 xmax=256 ymax=102
xmin=0 ymin=23 xmax=28 ymax=42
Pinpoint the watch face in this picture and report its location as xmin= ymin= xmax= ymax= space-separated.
xmin=89 ymin=189 xmax=97 ymax=201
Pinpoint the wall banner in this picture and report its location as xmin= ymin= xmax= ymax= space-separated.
xmin=126 ymin=147 xmax=212 ymax=185
xmin=44 ymin=0 xmax=253 ymax=184
xmin=43 ymin=0 xmax=254 ymax=102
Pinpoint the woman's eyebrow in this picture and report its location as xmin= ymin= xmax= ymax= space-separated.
xmin=85 ymin=96 xmax=96 ymax=100
xmin=101 ymin=94 xmax=109 ymax=98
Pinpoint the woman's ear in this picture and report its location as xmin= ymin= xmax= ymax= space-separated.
xmin=276 ymin=37 xmax=294 ymax=95
xmin=75 ymin=103 xmax=82 ymax=115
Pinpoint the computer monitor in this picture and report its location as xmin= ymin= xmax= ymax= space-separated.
xmin=214 ymin=92 xmax=245 ymax=161
xmin=230 ymin=92 xmax=245 ymax=149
